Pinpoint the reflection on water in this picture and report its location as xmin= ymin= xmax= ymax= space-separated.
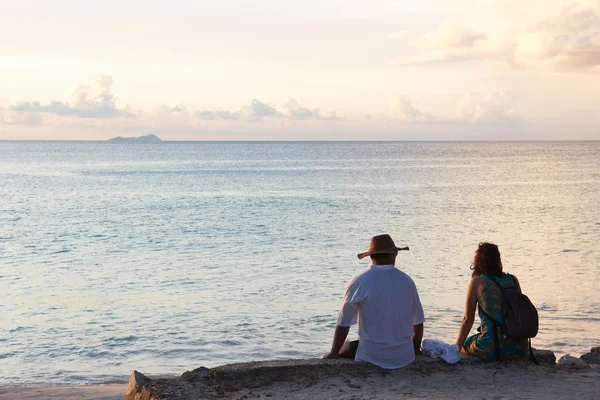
xmin=0 ymin=141 xmax=599 ymax=385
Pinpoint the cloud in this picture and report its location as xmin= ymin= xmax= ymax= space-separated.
xmin=0 ymin=108 xmax=43 ymax=126
xmin=145 ymin=104 xmax=191 ymax=122
xmin=196 ymin=98 xmax=339 ymax=121
xmin=215 ymin=110 xmax=241 ymax=120
xmin=196 ymin=99 xmax=276 ymax=121
xmin=390 ymin=97 xmax=435 ymax=122
xmin=400 ymin=49 xmax=491 ymax=65
xmin=196 ymin=109 xmax=241 ymax=120
xmin=457 ymin=92 xmax=521 ymax=125
xmin=283 ymin=98 xmax=340 ymax=120
xmin=514 ymin=5 xmax=600 ymax=71
xmin=196 ymin=111 xmax=216 ymax=120
xmin=246 ymin=99 xmax=279 ymax=117
xmin=399 ymin=21 xmax=491 ymax=65
xmin=416 ymin=21 xmax=486 ymax=49
xmin=10 ymin=75 xmax=134 ymax=118
xmin=400 ymin=2 xmax=600 ymax=72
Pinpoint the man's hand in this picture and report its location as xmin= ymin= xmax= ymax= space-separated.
xmin=326 ymin=325 xmax=350 ymax=359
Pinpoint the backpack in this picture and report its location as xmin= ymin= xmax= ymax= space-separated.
xmin=480 ymin=274 xmax=539 ymax=363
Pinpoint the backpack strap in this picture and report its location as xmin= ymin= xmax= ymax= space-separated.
xmin=488 ymin=275 xmax=504 ymax=290
xmin=485 ymin=275 xmax=509 ymax=361
xmin=489 ymin=274 xmax=519 ymax=291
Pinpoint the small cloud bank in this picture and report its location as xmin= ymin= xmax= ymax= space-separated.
xmin=196 ymin=98 xmax=339 ymax=121
xmin=6 ymin=76 xmax=341 ymax=128
xmin=390 ymin=97 xmax=435 ymax=122
xmin=457 ymin=92 xmax=521 ymax=125
xmin=383 ymin=93 xmax=521 ymax=127
xmin=284 ymin=98 xmax=340 ymax=120
xmin=246 ymin=99 xmax=279 ymax=118
xmin=0 ymin=108 xmax=43 ymax=126
xmin=196 ymin=110 xmax=241 ymax=120
xmin=10 ymin=75 xmax=135 ymax=119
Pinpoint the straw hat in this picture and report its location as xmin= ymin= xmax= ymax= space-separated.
xmin=357 ymin=234 xmax=409 ymax=259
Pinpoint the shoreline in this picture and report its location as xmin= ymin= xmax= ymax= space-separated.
xmin=0 ymin=385 xmax=126 ymax=400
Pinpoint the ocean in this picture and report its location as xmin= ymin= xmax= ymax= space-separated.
xmin=0 ymin=141 xmax=598 ymax=385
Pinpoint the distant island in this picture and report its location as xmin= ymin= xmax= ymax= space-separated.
xmin=107 ymin=134 xmax=162 ymax=143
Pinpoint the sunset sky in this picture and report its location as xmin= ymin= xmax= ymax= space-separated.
xmin=1 ymin=0 xmax=599 ymax=140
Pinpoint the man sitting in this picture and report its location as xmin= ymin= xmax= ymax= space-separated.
xmin=325 ymin=234 xmax=425 ymax=369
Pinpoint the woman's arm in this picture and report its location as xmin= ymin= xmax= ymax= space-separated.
xmin=455 ymin=277 xmax=480 ymax=351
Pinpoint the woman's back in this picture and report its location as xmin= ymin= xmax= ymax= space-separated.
xmin=468 ymin=273 xmax=528 ymax=360
xmin=479 ymin=274 xmax=514 ymax=324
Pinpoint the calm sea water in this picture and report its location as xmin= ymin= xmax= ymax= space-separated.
xmin=0 ymin=141 xmax=599 ymax=385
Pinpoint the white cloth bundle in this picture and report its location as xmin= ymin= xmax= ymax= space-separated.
xmin=421 ymin=339 xmax=461 ymax=364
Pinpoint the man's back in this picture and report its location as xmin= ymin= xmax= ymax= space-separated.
xmin=338 ymin=265 xmax=424 ymax=369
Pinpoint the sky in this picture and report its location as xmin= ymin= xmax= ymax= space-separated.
xmin=1 ymin=0 xmax=599 ymax=140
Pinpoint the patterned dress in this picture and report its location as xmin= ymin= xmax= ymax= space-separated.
xmin=464 ymin=274 xmax=528 ymax=361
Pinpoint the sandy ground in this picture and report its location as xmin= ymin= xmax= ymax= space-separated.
xmin=1 ymin=363 xmax=598 ymax=400
xmin=0 ymin=385 xmax=126 ymax=400
xmin=234 ymin=363 xmax=600 ymax=400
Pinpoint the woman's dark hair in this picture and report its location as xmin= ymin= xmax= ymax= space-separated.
xmin=470 ymin=242 xmax=503 ymax=278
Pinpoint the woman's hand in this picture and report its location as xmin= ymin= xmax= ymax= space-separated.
xmin=323 ymin=352 xmax=340 ymax=359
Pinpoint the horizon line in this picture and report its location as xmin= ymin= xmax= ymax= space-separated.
xmin=1 ymin=139 xmax=600 ymax=143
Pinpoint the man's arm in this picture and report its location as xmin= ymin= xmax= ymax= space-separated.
xmin=326 ymin=280 xmax=361 ymax=359
xmin=324 ymin=325 xmax=350 ymax=358
xmin=413 ymin=323 xmax=424 ymax=355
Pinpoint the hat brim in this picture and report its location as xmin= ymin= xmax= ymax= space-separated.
xmin=357 ymin=246 xmax=409 ymax=260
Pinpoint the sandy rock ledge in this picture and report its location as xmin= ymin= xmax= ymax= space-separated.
xmin=123 ymin=350 xmax=579 ymax=400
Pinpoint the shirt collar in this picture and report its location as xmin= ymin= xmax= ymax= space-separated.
xmin=370 ymin=264 xmax=396 ymax=270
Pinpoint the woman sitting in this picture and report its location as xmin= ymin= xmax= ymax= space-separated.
xmin=455 ymin=242 xmax=527 ymax=360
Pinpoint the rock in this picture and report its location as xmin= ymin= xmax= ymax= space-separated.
xmin=580 ymin=352 xmax=600 ymax=364
xmin=210 ymin=359 xmax=381 ymax=390
xmin=123 ymin=368 xmax=215 ymax=400
xmin=530 ymin=349 xmax=556 ymax=364
xmin=456 ymin=350 xmax=554 ymax=364
xmin=122 ymin=356 xmax=563 ymax=399
xmin=558 ymin=354 xmax=588 ymax=369
xmin=457 ymin=355 xmax=484 ymax=365
xmin=125 ymin=370 xmax=152 ymax=398
xmin=180 ymin=367 xmax=210 ymax=382
xmin=591 ymin=347 xmax=600 ymax=353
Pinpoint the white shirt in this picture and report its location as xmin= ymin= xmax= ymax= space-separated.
xmin=337 ymin=264 xmax=425 ymax=369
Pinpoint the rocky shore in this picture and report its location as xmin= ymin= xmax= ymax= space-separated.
xmin=125 ymin=348 xmax=600 ymax=400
